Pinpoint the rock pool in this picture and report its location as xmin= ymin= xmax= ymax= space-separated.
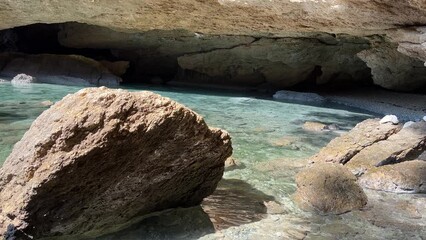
xmin=0 ymin=83 xmax=424 ymax=240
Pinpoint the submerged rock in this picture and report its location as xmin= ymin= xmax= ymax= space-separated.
xmin=302 ymin=121 xmax=328 ymax=132
xmin=310 ymin=119 xmax=401 ymax=164
xmin=294 ymin=163 xmax=367 ymax=215
xmin=380 ymin=115 xmax=399 ymax=125
xmin=359 ymin=160 xmax=426 ymax=193
xmin=273 ymin=90 xmax=326 ymax=102
xmin=0 ymin=87 xmax=232 ymax=239
xmin=0 ymin=53 xmax=121 ymax=86
xmin=10 ymin=73 xmax=36 ymax=84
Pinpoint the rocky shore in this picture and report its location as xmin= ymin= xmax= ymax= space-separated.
xmin=294 ymin=118 xmax=426 ymax=214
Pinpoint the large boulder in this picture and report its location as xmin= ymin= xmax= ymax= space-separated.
xmin=358 ymin=160 xmax=426 ymax=193
xmin=0 ymin=53 xmax=121 ymax=86
xmin=310 ymin=119 xmax=401 ymax=164
xmin=0 ymin=87 xmax=232 ymax=239
xmin=294 ymin=163 xmax=367 ymax=215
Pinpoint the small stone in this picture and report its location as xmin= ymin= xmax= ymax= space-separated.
xmin=326 ymin=123 xmax=340 ymax=131
xmin=40 ymin=100 xmax=54 ymax=107
xmin=11 ymin=74 xmax=36 ymax=85
xmin=224 ymin=157 xmax=238 ymax=168
xmin=403 ymin=121 xmax=415 ymax=128
xmin=379 ymin=115 xmax=399 ymax=125
xmin=423 ymin=116 xmax=426 ymax=122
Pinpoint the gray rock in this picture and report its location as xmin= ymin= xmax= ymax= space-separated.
xmin=273 ymin=90 xmax=325 ymax=102
xmin=10 ymin=73 xmax=36 ymax=84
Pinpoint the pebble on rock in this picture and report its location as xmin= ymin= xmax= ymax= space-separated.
xmin=379 ymin=115 xmax=399 ymax=125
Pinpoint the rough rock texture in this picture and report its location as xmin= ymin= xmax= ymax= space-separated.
xmin=346 ymin=122 xmax=426 ymax=176
xmin=294 ymin=163 xmax=367 ymax=215
xmin=0 ymin=53 xmax=121 ymax=86
xmin=359 ymin=160 xmax=426 ymax=193
xmin=310 ymin=119 xmax=402 ymax=164
xmin=358 ymin=43 xmax=426 ymax=91
xmin=0 ymin=87 xmax=232 ymax=239
xmin=0 ymin=1 xmax=424 ymax=90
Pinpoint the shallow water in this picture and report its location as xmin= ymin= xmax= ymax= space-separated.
xmin=0 ymin=83 xmax=424 ymax=240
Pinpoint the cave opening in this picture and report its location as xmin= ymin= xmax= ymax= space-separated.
xmin=3 ymin=21 xmax=419 ymax=94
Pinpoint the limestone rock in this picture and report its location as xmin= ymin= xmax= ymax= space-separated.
xmin=357 ymin=44 xmax=426 ymax=91
xmin=310 ymin=119 xmax=401 ymax=164
xmin=0 ymin=87 xmax=232 ymax=239
xmin=359 ymin=160 xmax=426 ymax=193
xmin=380 ymin=115 xmax=399 ymax=125
xmin=10 ymin=73 xmax=36 ymax=84
xmin=294 ymin=163 xmax=367 ymax=215
xmin=1 ymin=1 xmax=425 ymax=39
xmin=346 ymin=122 xmax=426 ymax=176
xmin=0 ymin=53 xmax=121 ymax=86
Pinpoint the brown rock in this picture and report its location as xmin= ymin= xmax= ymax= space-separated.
xmin=0 ymin=87 xmax=232 ymax=239
xmin=294 ymin=163 xmax=367 ymax=215
xmin=302 ymin=121 xmax=328 ymax=132
xmin=310 ymin=119 xmax=401 ymax=164
xmin=0 ymin=53 xmax=121 ymax=86
xmin=346 ymin=122 xmax=426 ymax=176
xmin=358 ymin=160 xmax=426 ymax=193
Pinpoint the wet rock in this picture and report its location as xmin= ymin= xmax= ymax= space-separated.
xmin=358 ymin=160 xmax=426 ymax=193
xmin=0 ymin=87 xmax=232 ymax=239
xmin=346 ymin=121 xmax=426 ymax=176
xmin=303 ymin=122 xmax=328 ymax=132
xmin=0 ymin=53 xmax=121 ymax=86
xmin=380 ymin=115 xmax=399 ymax=125
xmin=310 ymin=119 xmax=401 ymax=164
xmin=294 ymin=163 xmax=367 ymax=215
xmin=273 ymin=90 xmax=325 ymax=102
xmin=10 ymin=74 xmax=36 ymax=85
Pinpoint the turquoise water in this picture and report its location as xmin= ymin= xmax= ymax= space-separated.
xmin=4 ymin=82 xmax=423 ymax=240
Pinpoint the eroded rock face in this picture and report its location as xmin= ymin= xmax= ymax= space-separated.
xmin=294 ymin=163 xmax=367 ymax=215
xmin=0 ymin=87 xmax=232 ymax=239
xmin=0 ymin=53 xmax=121 ymax=86
xmin=359 ymin=160 xmax=426 ymax=193
xmin=1 ymin=1 xmax=426 ymax=90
